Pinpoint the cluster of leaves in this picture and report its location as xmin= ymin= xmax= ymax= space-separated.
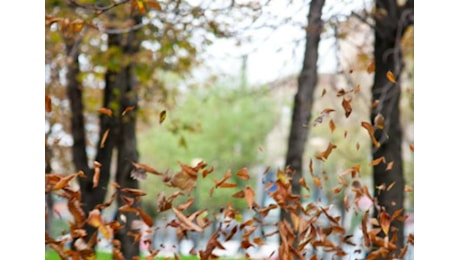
xmin=45 ymin=71 xmax=413 ymax=259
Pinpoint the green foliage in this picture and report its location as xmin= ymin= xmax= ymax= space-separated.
xmin=138 ymin=82 xmax=278 ymax=212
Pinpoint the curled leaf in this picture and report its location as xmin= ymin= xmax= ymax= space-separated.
xmin=361 ymin=121 xmax=380 ymax=148
xmin=315 ymin=143 xmax=337 ymax=161
xmin=98 ymin=108 xmax=113 ymax=117
xmin=122 ymin=106 xmax=135 ymax=116
xmin=386 ymin=70 xmax=397 ymax=84
xmin=374 ymin=113 xmax=385 ymax=129
xmin=342 ymin=98 xmax=352 ymax=118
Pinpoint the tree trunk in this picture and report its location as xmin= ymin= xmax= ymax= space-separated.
xmin=108 ymin=18 xmax=142 ymax=259
xmin=371 ymin=0 xmax=413 ymax=256
xmin=281 ymin=0 xmax=325 ymax=248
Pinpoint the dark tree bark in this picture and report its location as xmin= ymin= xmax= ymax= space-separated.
xmin=371 ymin=0 xmax=413 ymax=255
xmin=64 ymin=13 xmax=143 ymax=257
xmin=281 ymin=0 xmax=325 ymax=245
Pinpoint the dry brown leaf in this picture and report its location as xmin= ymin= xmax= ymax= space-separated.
xmin=386 ymin=70 xmax=397 ymax=83
xmin=244 ymin=186 xmax=255 ymax=209
xmin=367 ymin=61 xmax=375 ymax=74
xmin=146 ymin=0 xmax=161 ymax=10
xmin=138 ymin=208 xmax=153 ymax=227
xmin=121 ymin=106 xmax=135 ymax=116
xmin=131 ymin=162 xmax=162 ymax=175
xmin=121 ymin=188 xmax=147 ymax=197
xmin=371 ymin=156 xmax=386 ymax=166
xmin=315 ymin=143 xmax=337 ymax=161
xmin=329 ymin=119 xmax=335 ymax=133
xmin=98 ymin=108 xmax=113 ymax=117
xmin=45 ymin=95 xmax=52 ymax=112
xmin=100 ymin=129 xmax=110 ymax=148
xmin=159 ymin=110 xmax=167 ymax=124
xmin=379 ymin=211 xmax=391 ymax=236
xmin=342 ymin=97 xmax=352 ymax=118
xmin=409 ymin=143 xmax=414 ymax=152
xmin=361 ymin=121 xmax=380 ymax=147
xmin=236 ymin=167 xmax=250 ymax=180
xmin=171 ymin=207 xmax=203 ymax=232
xmin=386 ymin=161 xmax=394 ymax=171
xmin=374 ymin=113 xmax=385 ymax=129
xmin=53 ymin=173 xmax=77 ymax=190
xmin=404 ymin=185 xmax=413 ymax=192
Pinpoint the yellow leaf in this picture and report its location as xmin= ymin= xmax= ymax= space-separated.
xmin=137 ymin=0 xmax=146 ymax=14
xmin=386 ymin=70 xmax=397 ymax=84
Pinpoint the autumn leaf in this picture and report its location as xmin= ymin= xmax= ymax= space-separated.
xmin=386 ymin=70 xmax=397 ymax=83
xmin=374 ymin=113 xmax=385 ymax=129
xmin=53 ymin=173 xmax=77 ymax=190
xmin=379 ymin=211 xmax=391 ymax=236
xmin=236 ymin=167 xmax=250 ymax=180
xmin=329 ymin=119 xmax=335 ymax=133
xmin=93 ymin=161 xmax=101 ymax=188
xmin=386 ymin=161 xmax=394 ymax=171
xmin=409 ymin=143 xmax=414 ymax=152
xmin=371 ymin=99 xmax=380 ymax=109
xmin=315 ymin=143 xmax=337 ymax=161
xmin=171 ymin=207 xmax=203 ymax=232
xmin=159 ymin=110 xmax=167 ymax=124
xmin=342 ymin=98 xmax=352 ymax=118
xmin=321 ymin=88 xmax=327 ymax=97
xmin=100 ymin=129 xmax=110 ymax=148
xmin=367 ymin=61 xmax=375 ymax=74
xmin=45 ymin=95 xmax=52 ymax=112
xmin=371 ymin=156 xmax=386 ymax=166
xmin=121 ymin=188 xmax=147 ymax=197
xmin=132 ymin=162 xmax=162 ymax=175
xmin=244 ymin=186 xmax=255 ymax=209
xmin=121 ymin=106 xmax=135 ymax=116
xmin=138 ymin=208 xmax=154 ymax=227
xmin=361 ymin=121 xmax=380 ymax=147
xmin=146 ymin=0 xmax=161 ymax=10
xmin=404 ymin=185 xmax=413 ymax=192
xmin=98 ymin=108 xmax=113 ymax=117
xmin=313 ymin=108 xmax=335 ymax=126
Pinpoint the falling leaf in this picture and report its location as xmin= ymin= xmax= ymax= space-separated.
xmin=315 ymin=143 xmax=337 ymax=161
xmin=98 ymin=108 xmax=113 ymax=117
xmin=386 ymin=161 xmax=394 ymax=171
xmin=354 ymin=84 xmax=361 ymax=93
xmin=379 ymin=211 xmax=391 ymax=235
xmin=321 ymin=88 xmax=327 ymax=97
xmin=100 ymin=129 xmax=110 ymax=148
xmin=404 ymin=185 xmax=413 ymax=192
xmin=299 ymin=177 xmax=309 ymax=191
xmin=356 ymin=142 xmax=360 ymax=150
xmin=232 ymin=190 xmax=245 ymax=198
xmin=371 ymin=99 xmax=380 ymax=109
xmin=409 ymin=143 xmax=414 ymax=152
xmin=313 ymin=108 xmax=335 ymax=126
xmin=361 ymin=121 xmax=380 ymax=147
xmin=121 ymin=188 xmax=147 ymax=197
xmin=371 ymin=156 xmax=386 ymax=166
xmin=138 ymin=208 xmax=153 ymax=227
xmin=53 ymin=173 xmax=77 ymax=190
xmin=236 ymin=167 xmax=250 ymax=180
xmin=159 ymin=110 xmax=167 ymax=124
xmin=171 ymin=207 xmax=203 ymax=232
xmin=93 ymin=162 xmax=101 ymax=188
xmin=342 ymin=98 xmax=352 ymax=118
xmin=244 ymin=186 xmax=255 ymax=209
xmin=312 ymin=177 xmax=322 ymax=189
xmin=367 ymin=61 xmax=375 ymax=74
xmin=131 ymin=162 xmax=162 ymax=175
xmin=374 ymin=113 xmax=385 ymax=129
xmin=146 ymin=0 xmax=162 ymax=10
xmin=45 ymin=95 xmax=52 ymax=112
xmin=386 ymin=181 xmax=396 ymax=191
xmin=122 ymin=106 xmax=135 ymax=116
xmin=386 ymin=70 xmax=397 ymax=83
xmin=329 ymin=119 xmax=336 ymax=133
xmin=258 ymin=145 xmax=264 ymax=152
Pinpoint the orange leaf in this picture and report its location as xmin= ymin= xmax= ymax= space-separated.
xmin=171 ymin=207 xmax=203 ymax=232
xmin=236 ymin=167 xmax=250 ymax=180
xmin=299 ymin=177 xmax=309 ymax=191
xmin=244 ymin=186 xmax=255 ymax=209
xmin=315 ymin=143 xmax=337 ymax=161
xmin=136 ymin=0 xmax=146 ymax=14
xmin=53 ymin=173 xmax=77 ymax=190
xmin=100 ymin=129 xmax=110 ymax=148
xmin=45 ymin=95 xmax=52 ymax=112
xmin=342 ymin=98 xmax=352 ymax=118
xmin=159 ymin=110 xmax=167 ymax=124
xmin=371 ymin=99 xmax=380 ymax=109
xmin=312 ymin=176 xmax=322 ymax=189
xmin=361 ymin=121 xmax=380 ymax=148
xmin=404 ymin=185 xmax=413 ymax=192
xmin=386 ymin=181 xmax=396 ymax=191
xmin=367 ymin=61 xmax=375 ymax=74
xmin=379 ymin=211 xmax=391 ymax=235
xmin=386 ymin=70 xmax=397 ymax=83
xmin=121 ymin=106 xmax=135 ymax=116
xmin=386 ymin=161 xmax=394 ymax=171
xmin=98 ymin=108 xmax=113 ymax=117
xmin=409 ymin=143 xmax=414 ymax=152
xmin=146 ymin=0 xmax=162 ymax=10
xmin=232 ymin=190 xmax=245 ymax=198
xmin=371 ymin=156 xmax=386 ymax=166
xmin=374 ymin=113 xmax=385 ymax=129
xmin=93 ymin=166 xmax=100 ymax=188
xmin=87 ymin=209 xmax=103 ymax=228
xmin=138 ymin=208 xmax=154 ymax=227
xmin=329 ymin=119 xmax=335 ymax=133
xmin=121 ymin=188 xmax=147 ymax=197
xmin=132 ymin=162 xmax=162 ymax=175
